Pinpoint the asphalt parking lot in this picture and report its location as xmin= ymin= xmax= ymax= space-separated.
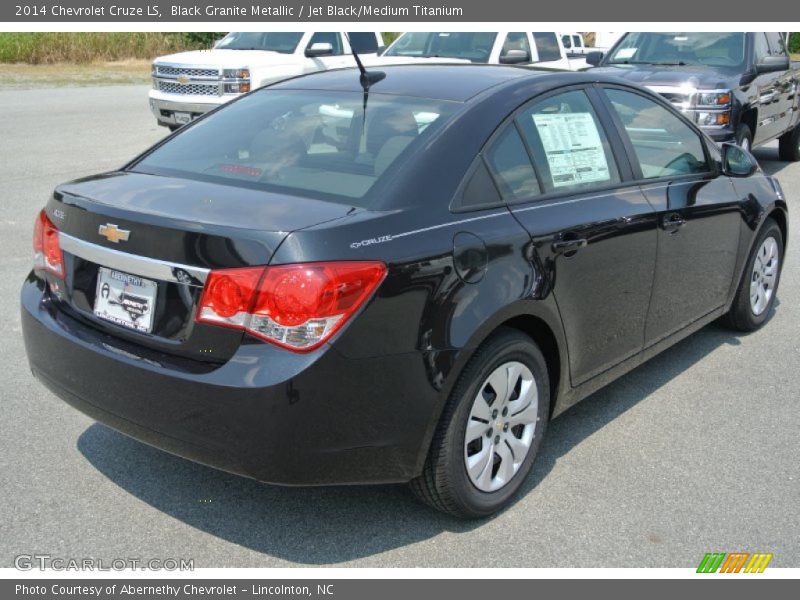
xmin=1 ymin=84 xmax=798 ymax=568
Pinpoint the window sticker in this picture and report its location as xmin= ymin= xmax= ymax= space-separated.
xmin=533 ymin=112 xmax=612 ymax=188
xmin=614 ymin=47 xmax=637 ymax=59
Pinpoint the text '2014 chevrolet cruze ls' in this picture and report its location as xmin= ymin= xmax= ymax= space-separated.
xmin=22 ymin=65 xmax=789 ymax=517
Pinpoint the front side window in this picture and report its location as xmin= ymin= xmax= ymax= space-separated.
xmin=384 ymin=32 xmax=497 ymax=63
xmin=216 ymin=32 xmax=304 ymax=54
xmin=346 ymin=32 xmax=379 ymax=54
xmin=754 ymin=33 xmax=770 ymax=62
xmin=517 ymin=90 xmax=620 ymax=194
xmin=607 ymin=32 xmax=746 ymax=68
xmin=131 ymin=90 xmax=458 ymax=204
xmin=501 ymin=32 xmax=531 ymax=62
xmin=766 ymin=32 xmax=788 ymax=57
xmin=532 ymin=33 xmax=561 ymax=62
xmin=605 ymin=88 xmax=710 ymax=179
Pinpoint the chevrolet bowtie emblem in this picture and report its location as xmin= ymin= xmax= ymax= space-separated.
xmin=98 ymin=223 xmax=130 ymax=243
xmin=176 ymin=75 xmax=190 ymax=84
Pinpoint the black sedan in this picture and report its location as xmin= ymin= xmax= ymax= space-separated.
xmin=21 ymin=65 xmax=788 ymax=518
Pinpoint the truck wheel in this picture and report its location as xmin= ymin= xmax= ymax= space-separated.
xmin=735 ymin=124 xmax=753 ymax=153
xmin=778 ymin=123 xmax=800 ymax=162
xmin=409 ymin=328 xmax=550 ymax=518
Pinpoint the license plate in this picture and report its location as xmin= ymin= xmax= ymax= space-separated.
xmin=94 ymin=267 xmax=157 ymax=333
xmin=174 ymin=112 xmax=192 ymax=125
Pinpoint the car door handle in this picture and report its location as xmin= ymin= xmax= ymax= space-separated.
xmin=552 ymin=238 xmax=588 ymax=254
xmin=661 ymin=213 xmax=687 ymax=232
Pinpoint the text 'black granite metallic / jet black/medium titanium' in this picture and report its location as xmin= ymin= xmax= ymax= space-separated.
xmin=21 ymin=65 xmax=789 ymax=517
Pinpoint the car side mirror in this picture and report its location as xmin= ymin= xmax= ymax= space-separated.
xmin=499 ymin=49 xmax=530 ymax=65
xmin=721 ymin=143 xmax=758 ymax=177
xmin=305 ymin=42 xmax=334 ymax=58
xmin=586 ymin=51 xmax=604 ymax=67
xmin=755 ymin=55 xmax=789 ymax=74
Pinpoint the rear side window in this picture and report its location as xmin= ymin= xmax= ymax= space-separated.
xmin=484 ymin=127 xmax=540 ymax=201
xmin=132 ymin=90 xmax=458 ymax=205
xmin=532 ymin=33 xmax=561 ymax=62
xmin=460 ymin=160 xmax=502 ymax=209
xmin=604 ymin=88 xmax=710 ymax=179
xmin=516 ymin=90 xmax=620 ymax=194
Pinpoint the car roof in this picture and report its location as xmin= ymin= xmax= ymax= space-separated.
xmin=267 ymin=64 xmax=544 ymax=102
xmin=267 ymin=64 xmax=636 ymax=103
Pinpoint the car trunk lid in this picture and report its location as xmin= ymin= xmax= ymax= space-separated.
xmin=45 ymin=171 xmax=355 ymax=363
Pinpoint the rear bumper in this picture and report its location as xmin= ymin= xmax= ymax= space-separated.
xmin=21 ymin=276 xmax=440 ymax=485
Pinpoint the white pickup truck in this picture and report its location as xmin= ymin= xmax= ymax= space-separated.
xmin=375 ymin=32 xmax=586 ymax=71
xmin=149 ymin=31 xmax=384 ymax=130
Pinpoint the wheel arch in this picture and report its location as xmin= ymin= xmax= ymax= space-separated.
xmin=740 ymin=106 xmax=758 ymax=138
xmin=768 ymin=205 xmax=788 ymax=251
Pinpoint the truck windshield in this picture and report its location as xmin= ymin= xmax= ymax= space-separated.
xmin=607 ymin=32 xmax=746 ymax=68
xmin=216 ymin=32 xmax=304 ymax=53
xmin=384 ymin=32 xmax=497 ymax=63
xmin=130 ymin=89 xmax=459 ymax=205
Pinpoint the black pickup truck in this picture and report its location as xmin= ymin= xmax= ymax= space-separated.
xmin=587 ymin=32 xmax=800 ymax=160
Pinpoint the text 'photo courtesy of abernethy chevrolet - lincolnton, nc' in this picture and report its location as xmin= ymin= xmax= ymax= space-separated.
xmin=22 ymin=31 xmax=796 ymax=518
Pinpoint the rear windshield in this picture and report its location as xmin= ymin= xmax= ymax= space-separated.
xmin=384 ymin=32 xmax=498 ymax=63
xmin=131 ymin=90 xmax=459 ymax=204
xmin=216 ymin=32 xmax=304 ymax=53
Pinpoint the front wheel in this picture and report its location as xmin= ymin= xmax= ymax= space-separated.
xmin=735 ymin=123 xmax=753 ymax=153
xmin=778 ymin=123 xmax=800 ymax=162
xmin=723 ymin=218 xmax=783 ymax=331
xmin=410 ymin=328 xmax=550 ymax=518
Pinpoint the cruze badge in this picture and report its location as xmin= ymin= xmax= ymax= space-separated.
xmin=98 ymin=223 xmax=130 ymax=244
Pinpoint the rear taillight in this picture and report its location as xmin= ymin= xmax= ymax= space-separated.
xmin=197 ymin=261 xmax=387 ymax=352
xmin=33 ymin=210 xmax=64 ymax=279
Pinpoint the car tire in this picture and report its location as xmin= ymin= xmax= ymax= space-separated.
xmin=735 ymin=123 xmax=753 ymax=153
xmin=410 ymin=328 xmax=550 ymax=518
xmin=723 ymin=218 xmax=783 ymax=332
xmin=778 ymin=123 xmax=800 ymax=162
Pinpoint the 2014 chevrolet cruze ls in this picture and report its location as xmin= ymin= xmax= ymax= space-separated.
xmin=22 ymin=66 xmax=789 ymax=518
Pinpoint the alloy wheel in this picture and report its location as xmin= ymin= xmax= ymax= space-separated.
xmin=750 ymin=236 xmax=779 ymax=316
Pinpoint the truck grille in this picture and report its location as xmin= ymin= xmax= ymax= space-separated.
xmin=157 ymin=81 xmax=220 ymax=96
xmin=155 ymin=65 xmax=219 ymax=78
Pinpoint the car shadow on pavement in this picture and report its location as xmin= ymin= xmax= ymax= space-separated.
xmin=753 ymin=147 xmax=794 ymax=177
xmin=76 ymin=317 xmax=754 ymax=565
xmin=513 ymin=321 xmax=746 ymax=504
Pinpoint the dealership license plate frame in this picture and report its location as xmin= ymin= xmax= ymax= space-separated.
xmin=174 ymin=112 xmax=192 ymax=125
xmin=93 ymin=267 xmax=158 ymax=334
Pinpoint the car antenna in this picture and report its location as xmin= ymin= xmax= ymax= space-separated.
xmin=345 ymin=34 xmax=386 ymax=132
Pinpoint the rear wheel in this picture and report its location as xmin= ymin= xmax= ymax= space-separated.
xmin=723 ymin=218 xmax=783 ymax=331
xmin=410 ymin=329 xmax=549 ymax=518
xmin=778 ymin=123 xmax=800 ymax=162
